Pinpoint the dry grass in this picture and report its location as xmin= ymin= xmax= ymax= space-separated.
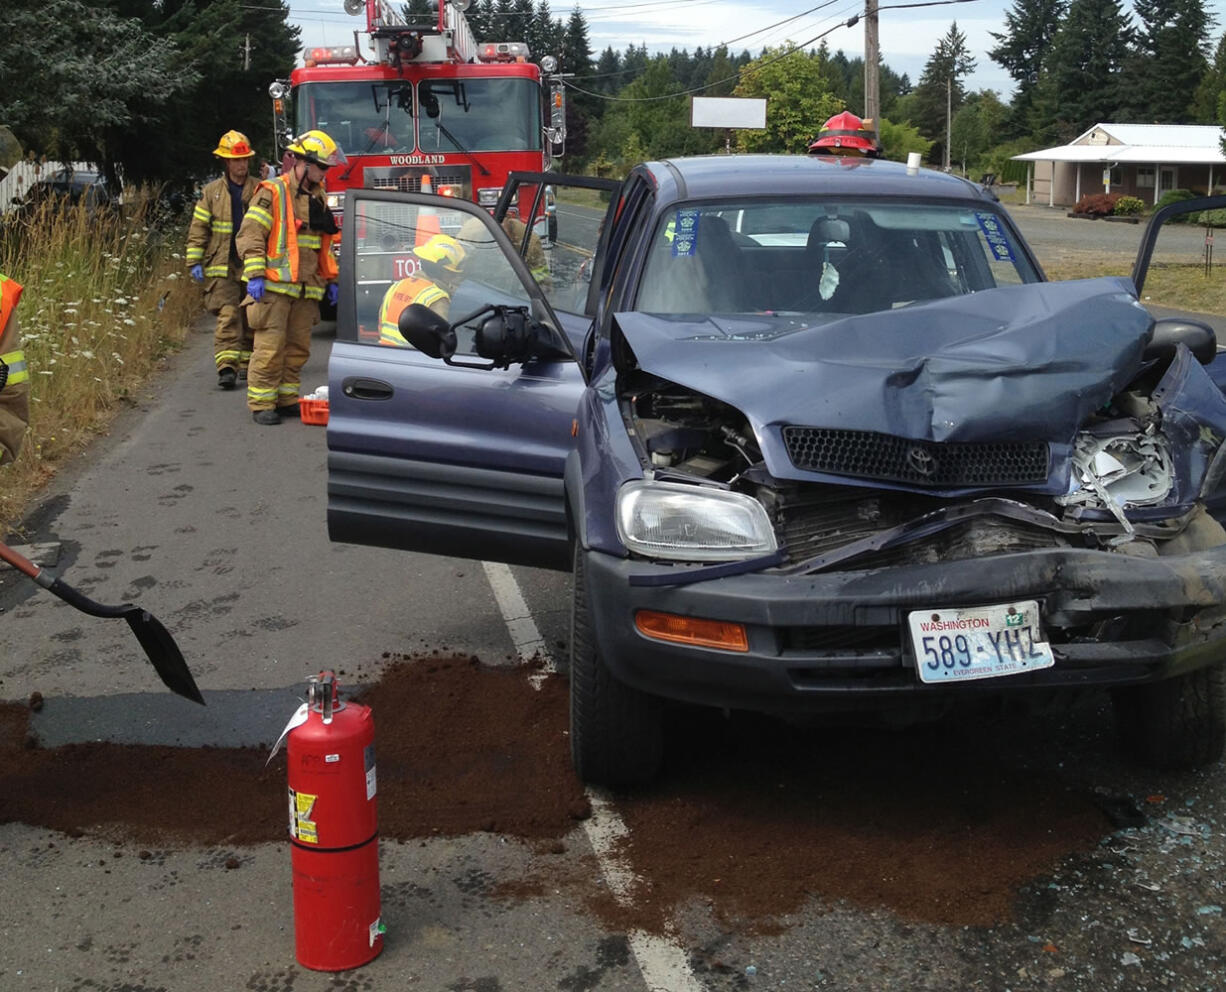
xmin=1044 ymin=252 xmax=1226 ymax=316
xmin=0 ymin=189 xmax=201 ymax=534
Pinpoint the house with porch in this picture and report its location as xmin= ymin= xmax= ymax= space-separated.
xmin=1011 ymin=123 xmax=1226 ymax=208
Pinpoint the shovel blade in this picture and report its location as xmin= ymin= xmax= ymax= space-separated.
xmin=124 ymin=608 xmax=205 ymax=705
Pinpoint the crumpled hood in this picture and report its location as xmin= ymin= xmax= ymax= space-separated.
xmin=612 ymin=277 xmax=1153 ymax=446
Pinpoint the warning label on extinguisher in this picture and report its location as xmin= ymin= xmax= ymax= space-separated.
xmin=289 ymin=788 xmax=319 ymax=844
xmin=364 ymin=744 xmax=377 ymax=801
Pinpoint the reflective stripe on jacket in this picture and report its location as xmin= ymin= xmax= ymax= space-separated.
xmin=378 ymin=276 xmax=450 ymax=346
xmin=237 ymin=174 xmax=338 ymax=300
xmin=185 ymin=175 xmax=258 ymax=279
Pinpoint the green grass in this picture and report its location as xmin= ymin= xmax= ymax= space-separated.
xmin=0 ymin=192 xmax=200 ymax=533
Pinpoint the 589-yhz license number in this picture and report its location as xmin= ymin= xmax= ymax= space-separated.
xmin=918 ymin=625 xmax=1047 ymax=673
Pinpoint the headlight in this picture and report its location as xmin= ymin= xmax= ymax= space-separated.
xmin=477 ymin=187 xmax=502 ymax=207
xmin=326 ymin=191 xmax=345 ymax=211
xmin=616 ymin=481 xmax=777 ymax=561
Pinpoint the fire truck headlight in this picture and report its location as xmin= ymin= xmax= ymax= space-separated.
xmin=477 ymin=188 xmax=501 ymax=208
xmin=540 ymin=55 xmax=557 ymax=73
xmin=269 ymin=81 xmax=288 ymax=100
xmin=326 ymin=192 xmax=345 ymax=211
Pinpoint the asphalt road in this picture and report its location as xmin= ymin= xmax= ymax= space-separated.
xmin=3 ymin=214 xmax=1226 ymax=990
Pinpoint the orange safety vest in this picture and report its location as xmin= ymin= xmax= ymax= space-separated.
xmin=0 ymin=272 xmax=22 ymax=330
xmin=378 ymin=276 xmax=449 ymax=347
xmin=255 ymin=176 xmax=339 ymax=287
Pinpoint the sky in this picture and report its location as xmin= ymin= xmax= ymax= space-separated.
xmin=285 ymin=0 xmax=1226 ymax=100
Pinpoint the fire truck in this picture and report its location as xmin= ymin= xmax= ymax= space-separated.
xmin=268 ymin=0 xmax=566 ymax=233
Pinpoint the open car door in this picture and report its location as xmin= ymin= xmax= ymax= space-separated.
xmin=494 ymin=171 xmax=620 ymax=351
xmin=326 ymin=189 xmax=596 ymax=570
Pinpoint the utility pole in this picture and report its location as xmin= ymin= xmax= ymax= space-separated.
xmin=944 ymin=75 xmax=952 ymax=171
xmin=863 ymin=0 xmax=879 ymax=143
xmin=244 ymin=33 xmax=252 ymax=71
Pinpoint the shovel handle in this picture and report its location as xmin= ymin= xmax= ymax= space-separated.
xmin=0 ymin=540 xmax=46 ymax=583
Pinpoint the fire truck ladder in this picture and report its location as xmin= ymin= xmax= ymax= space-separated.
xmin=365 ymin=0 xmax=479 ymax=67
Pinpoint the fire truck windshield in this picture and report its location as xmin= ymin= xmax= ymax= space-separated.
xmin=296 ymin=78 xmax=541 ymax=157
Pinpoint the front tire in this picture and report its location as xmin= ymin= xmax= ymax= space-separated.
xmin=569 ymin=546 xmax=663 ymax=787
xmin=1112 ymin=665 xmax=1226 ymax=769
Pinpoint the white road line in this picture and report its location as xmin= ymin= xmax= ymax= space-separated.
xmin=482 ymin=562 xmax=555 ymax=684
xmin=483 ymin=560 xmax=704 ymax=992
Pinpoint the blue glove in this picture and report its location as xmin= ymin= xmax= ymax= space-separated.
xmin=189 ymin=264 xmax=203 ymax=283
xmin=247 ymin=276 xmax=266 ymax=301
xmin=326 ymin=283 xmax=339 ymax=307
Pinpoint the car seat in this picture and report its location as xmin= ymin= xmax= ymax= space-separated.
xmin=636 ymin=213 xmax=744 ymax=314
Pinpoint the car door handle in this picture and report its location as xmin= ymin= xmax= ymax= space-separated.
xmin=342 ymin=377 xmax=394 ymax=401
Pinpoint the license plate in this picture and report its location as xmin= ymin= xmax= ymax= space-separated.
xmin=908 ymin=600 xmax=1054 ymax=684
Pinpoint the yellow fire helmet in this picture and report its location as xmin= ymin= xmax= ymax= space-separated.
xmin=214 ymin=130 xmax=256 ymax=159
xmin=414 ymin=234 xmax=467 ymax=274
xmin=286 ymin=129 xmax=347 ymax=168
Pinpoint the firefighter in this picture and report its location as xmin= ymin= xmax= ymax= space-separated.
xmin=236 ymin=130 xmax=343 ymax=425
xmin=809 ymin=111 xmax=881 ymax=158
xmin=457 ymin=214 xmax=551 ymax=288
xmin=377 ymin=234 xmax=467 ymax=347
xmin=187 ymin=130 xmax=261 ymax=390
xmin=0 ymin=272 xmax=30 ymax=465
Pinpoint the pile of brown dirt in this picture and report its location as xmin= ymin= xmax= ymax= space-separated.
xmin=0 ymin=655 xmax=1112 ymax=932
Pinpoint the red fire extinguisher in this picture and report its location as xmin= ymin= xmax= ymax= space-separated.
xmin=284 ymin=671 xmax=383 ymax=970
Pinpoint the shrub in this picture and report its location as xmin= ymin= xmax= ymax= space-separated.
xmin=1154 ymin=188 xmax=1199 ymax=221
xmin=1073 ymin=192 xmax=1122 ymax=216
xmin=1113 ymin=196 xmax=1145 ymax=216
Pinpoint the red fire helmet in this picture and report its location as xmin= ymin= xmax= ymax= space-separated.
xmin=809 ymin=111 xmax=880 ymax=157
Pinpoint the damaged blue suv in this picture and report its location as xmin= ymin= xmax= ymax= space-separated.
xmin=327 ymin=155 xmax=1226 ymax=786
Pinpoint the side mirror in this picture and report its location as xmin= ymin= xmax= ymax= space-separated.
xmin=1145 ymin=317 xmax=1217 ymax=365
xmin=473 ymin=306 xmax=567 ymax=366
xmin=398 ymin=303 xmax=456 ymax=359
xmin=475 ymin=309 xmax=532 ymax=363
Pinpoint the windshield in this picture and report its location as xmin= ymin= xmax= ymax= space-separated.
xmin=296 ymin=79 xmax=541 ymax=156
xmin=418 ymin=78 xmax=541 ymax=153
xmin=297 ymin=82 xmax=415 ymax=155
xmin=634 ymin=199 xmax=1041 ymax=317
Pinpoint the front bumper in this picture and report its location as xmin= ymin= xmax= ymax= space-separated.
xmin=583 ymin=544 xmax=1226 ymax=712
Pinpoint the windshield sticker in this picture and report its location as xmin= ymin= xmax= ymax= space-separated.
xmin=671 ymin=209 xmax=701 ymax=257
xmin=975 ymin=212 xmax=1016 ymax=261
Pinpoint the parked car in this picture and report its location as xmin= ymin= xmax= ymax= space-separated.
xmin=326 ymin=156 xmax=1226 ymax=787
xmin=9 ymin=167 xmax=116 ymax=219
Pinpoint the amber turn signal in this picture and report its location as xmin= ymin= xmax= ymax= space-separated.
xmin=634 ymin=611 xmax=749 ymax=651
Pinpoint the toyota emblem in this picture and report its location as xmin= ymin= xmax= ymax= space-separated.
xmin=906 ymin=445 xmax=936 ymax=477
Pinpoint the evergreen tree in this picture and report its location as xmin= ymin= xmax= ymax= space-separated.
xmin=593 ymin=46 xmax=622 ymax=96
xmin=1192 ymin=30 xmax=1226 ymax=122
xmin=909 ymin=22 xmax=978 ymax=160
xmin=509 ymin=0 xmax=534 ymax=46
xmin=0 ymin=0 xmax=298 ymax=190
xmin=1034 ymin=0 xmax=1134 ymax=141
xmin=987 ymin=0 xmax=1068 ymax=136
xmin=1127 ymin=0 xmax=1212 ymax=121
xmin=703 ymin=46 xmax=738 ymax=97
xmin=467 ymin=0 xmax=497 ymax=42
xmin=560 ymin=8 xmax=595 ymax=161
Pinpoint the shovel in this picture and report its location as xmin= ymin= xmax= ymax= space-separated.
xmin=0 ymin=540 xmax=205 ymax=705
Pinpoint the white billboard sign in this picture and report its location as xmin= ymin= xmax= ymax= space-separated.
xmin=690 ymin=97 xmax=767 ymax=130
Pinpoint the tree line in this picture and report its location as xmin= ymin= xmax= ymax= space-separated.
xmin=3 ymin=0 xmax=1225 ymax=190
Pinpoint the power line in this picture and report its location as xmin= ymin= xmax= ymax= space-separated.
xmin=564 ymin=13 xmax=862 ymax=102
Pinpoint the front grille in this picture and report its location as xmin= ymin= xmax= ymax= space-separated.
xmin=782 ymin=427 xmax=1049 ymax=487
xmin=769 ymin=486 xmax=1065 ymax=567
xmin=363 ymin=167 xmax=471 ymax=195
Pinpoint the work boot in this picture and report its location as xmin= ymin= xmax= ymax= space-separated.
xmin=252 ymin=409 xmax=280 ymax=426
xmin=218 ymin=368 xmax=237 ymax=390
xmin=237 ymin=366 xmax=249 ymax=382
xmin=276 ymin=402 xmax=300 ymax=419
